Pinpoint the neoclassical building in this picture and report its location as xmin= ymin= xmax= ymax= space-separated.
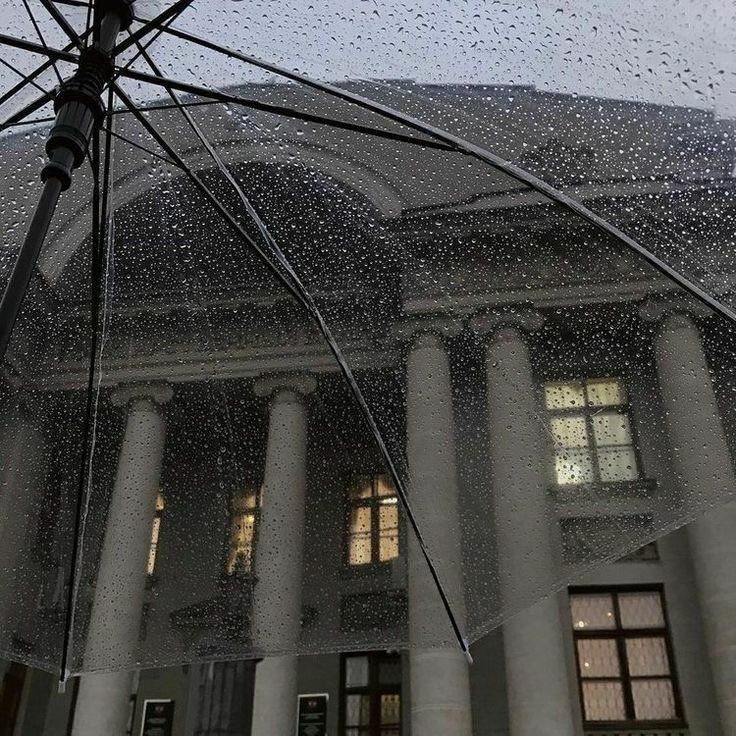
xmin=0 ymin=82 xmax=735 ymax=736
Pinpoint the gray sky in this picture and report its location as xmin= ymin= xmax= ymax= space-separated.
xmin=1 ymin=0 xmax=735 ymax=118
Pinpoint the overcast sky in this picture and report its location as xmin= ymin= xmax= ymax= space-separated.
xmin=2 ymin=0 xmax=735 ymax=118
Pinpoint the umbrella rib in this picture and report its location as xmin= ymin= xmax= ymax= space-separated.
xmin=100 ymin=125 xmax=181 ymax=167
xmin=0 ymin=10 xmax=178 ymax=132
xmin=111 ymin=80 xmax=473 ymax=661
xmin=113 ymin=65 xmax=452 ymax=151
xmin=139 ymin=20 xmax=736 ymax=326
xmin=0 ymin=92 xmax=57 ymax=130
xmin=0 ymin=59 xmax=51 ymax=98
xmin=0 ymin=34 xmax=450 ymax=151
xmin=59 ymin=84 xmax=116 ymax=683
xmin=0 ymin=30 xmax=91 ymax=113
xmin=39 ymin=0 xmax=85 ymax=50
xmin=110 ymin=0 xmax=195 ymax=59
xmin=110 ymin=98 xmax=219 ymax=115
xmin=20 ymin=0 xmax=65 ymax=85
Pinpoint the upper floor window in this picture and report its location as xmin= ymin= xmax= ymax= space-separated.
xmin=146 ymin=492 xmax=165 ymax=576
xmin=226 ymin=487 xmax=259 ymax=574
xmin=341 ymin=652 xmax=401 ymax=735
xmin=544 ymin=378 xmax=639 ymax=485
xmin=570 ymin=587 xmax=684 ymax=726
xmin=346 ymin=474 xmax=399 ymax=566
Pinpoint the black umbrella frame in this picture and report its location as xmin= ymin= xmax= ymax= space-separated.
xmin=0 ymin=0 xmax=734 ymax=682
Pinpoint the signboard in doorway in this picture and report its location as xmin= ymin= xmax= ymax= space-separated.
xmin=140 ymin=699 xmax=175 ymax=736
xmin=296 ymin=693 xmax=328 ymax=736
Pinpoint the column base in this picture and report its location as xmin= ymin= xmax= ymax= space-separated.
xmin=71 ymin=670 xmax=133 ymax=736
xmin=410 ymin=648 xmax=472 ymax=736
xmin=252 ymin=655 xmax=299 ymax=736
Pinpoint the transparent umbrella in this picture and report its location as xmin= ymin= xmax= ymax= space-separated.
xmin=0 ymin=0 xmax=734 ymax=696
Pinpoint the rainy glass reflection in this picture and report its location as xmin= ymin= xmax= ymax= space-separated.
xmin=0 ymin=2 xmax=735 ymax=697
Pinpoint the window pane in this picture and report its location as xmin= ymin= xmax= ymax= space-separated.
xmin=577 ymin=639 xmax=620 ymax=677
xmin=375 ymin=474 xmax=395 ymax=497
xmin=350 ymin=506 xmax=372 ymax=533
xmin=349 ymin=533 xmax=372 ymax=565
xmin=378 ymin=535 xmax=399 ymax=562
xmin=586 ymin=379 xmax=626 ymax=406
xmin=582 ymin=681 xmax=626 ymax=721
xmin=632 ymin=679 xmax=676 ymax=720
xmin=345 ymin=656 xmax=369 ymax=688
xmin=378 ymin=505 xmax=399 ymax=562
xmin=233 ymin=488 xmax=258 ymax=511
xmin=345 ymin=694 xmax=370 ymax=726
xmin=349 ymin=506 xmax=373 ymax=565
xmin=551 ymin=416 xmax=589 ymax=447
xmin=619 ymin=592 xmax=665 ymax=628
xmin=378 ymin=657 xmax=402 ymax=685
xmin=226 ymin=512 xmax=256 ymax=573
xmin=570 ymin=594 xmax=616 ymax=630
xmin=592 ymin=413 xmax=633 ymax=447
xmin=350 ymin=478 xmax=373 ymax=500
xmin=598 ymin=448 xmax=638 ymax=482
xmin=545 ymin=382 xmax=585 ymax=409
xmin=380 ymin=694 xmax=401 ymax=725
xmin=147 ymin=517 xmax=161 ymax=576
xmin=626 ymin=637 xmax=670 ymax=676
xmin=555 ymin=449 xmax=595 ymax=484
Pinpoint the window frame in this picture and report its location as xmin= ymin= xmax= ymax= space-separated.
xmin=339 ymin=651 xmax=402 ymax=736
xmin=343 ymin=473 xmax=401 ymax=568
xmin=146 ymin=491 xmax=166 ymax=580
xmin=544 ymin=377 xmax=645 ymax=487
xmin=569 ymin=584 xmax=686 ymax=730
xmin=224 ymin=486 xmax=261 ymax=576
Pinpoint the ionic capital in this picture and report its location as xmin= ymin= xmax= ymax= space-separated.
xmin=638 ymin=297 xmax=711 ymax=327
xmin=253 ymin=372 xmax=317 ymax=400
xmin=391 ymin=316 xmax=464 ymax=349
xmin=469 ymin=307 xmax=544 ymax=341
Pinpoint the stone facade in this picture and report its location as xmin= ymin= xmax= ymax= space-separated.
xmin=0 ymin=83 xmax=734 ymax=735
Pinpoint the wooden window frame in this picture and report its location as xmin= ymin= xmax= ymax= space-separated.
xmin=569 ymin=584 xmax=686 ymax=730
xmin=545 ymin=377 xmax=644 ymax=487
xmin=344 ymin=474 xmax=400 ymax=568
xmin=339 ymin=651 xmax=402 ymax=736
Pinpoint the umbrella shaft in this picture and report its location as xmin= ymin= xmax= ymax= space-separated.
xmin=0 ymin=177 xmax=64 ymax=362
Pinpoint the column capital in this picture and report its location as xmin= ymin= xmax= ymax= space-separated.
xmin=638 ymin=297 xmax=712 ymax=326
xmin=391 ymin=315 xmax=464 ymax=347
xmin=469 ymin=307 xmax=544 ymax=340
xmin=253 ymin=372 xmax=316 ymax=399
xmin=110 ymin=383 xmax=173 ymax=408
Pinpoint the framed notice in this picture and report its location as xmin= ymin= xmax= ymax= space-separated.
xmin=139 ymin=699 xmax=175 ymax=736
xmin=296 ymin=693 xmax=328 ymax=736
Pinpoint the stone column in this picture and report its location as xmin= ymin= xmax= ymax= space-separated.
xmin=649 ymin=304 xmax=736 ymax=733
xmin=71 ymin=384 xmax=171 ymax=736
xmin=403 ymin=325 xmax=472 ymax=736
xmin=251 ymin=373 xmax=314 ymax=736
xmin=0 ymin=407 xmax=45 ymax=638
xmin=472 ymin=311 xmax=577 ymax=736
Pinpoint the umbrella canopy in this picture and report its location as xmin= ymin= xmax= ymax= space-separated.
xmin=0 ymin=0 xmax=734 ymax=682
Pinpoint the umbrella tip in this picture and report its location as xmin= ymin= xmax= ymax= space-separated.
xmin=57 ymin=670 xmax=70 ymax=694
xmin=462 ymin=639 xmax=473 ymax=666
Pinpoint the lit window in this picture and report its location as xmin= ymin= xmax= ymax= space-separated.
xmin=346 ymin=475 xmax=399 ymax=566
xmin=226 ymin=488 xmax=259 ymax=574
xmin=545 ymin=378 xmax=639 ymax=485
xmin=341 ymin=652 xmax=401 ymax=735
xmin=147 ymin=492 xmax=165 ymax=576
xmin=570 ymin=587 xmax=684 ymax=726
